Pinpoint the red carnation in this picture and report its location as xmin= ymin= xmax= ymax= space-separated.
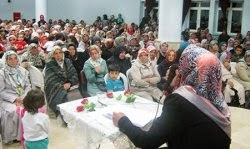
xmin=81 ymin=98 xmax=88 ymax=104
xmin=76 ymin=105 xmax=84 ymax=112
xmin=124 ymin=89 xmax=131 ymax=95
xmin=106 ymin=92 xmax=113 ymax=98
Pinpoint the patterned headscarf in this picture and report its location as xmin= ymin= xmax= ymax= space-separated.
xmin=178 ymin=44 xmax=226 ymax=111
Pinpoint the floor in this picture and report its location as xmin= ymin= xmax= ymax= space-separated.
xmin=1 ymin=107 xmax=250 ymax=149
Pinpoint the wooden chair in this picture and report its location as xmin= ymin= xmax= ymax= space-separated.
xmin=79 ymin=70 xmax=90 ymax=97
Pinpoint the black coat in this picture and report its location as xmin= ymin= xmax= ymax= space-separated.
xmin=118 ymin=93 xmax=231 ymax=149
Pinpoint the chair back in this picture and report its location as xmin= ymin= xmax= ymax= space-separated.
xmin=28 ymin=65 xmax=44 ymax=91
xmin=79 ymin=70 xmax=90 ymax=97
xmin=126 ymin=68 xmax=132 ymax=89
xmin=0 ymin=59 xmax=3 ymax=69
xmin=104 ymin=72 xmax=129 ymax=90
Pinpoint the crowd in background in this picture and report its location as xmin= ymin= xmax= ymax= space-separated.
xmin=0 ymin=13 xmax=250 ymax=146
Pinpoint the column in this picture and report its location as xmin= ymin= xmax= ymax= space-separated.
xmin=158 ymin=0 xmax=183 ymax=46
xmin=242 ymin=0 xmax=250 ymax=36
xmin=35 ymin=0 xmax=47 ymax=22
xmin=208 ymin=0 xmax=216 ymax=34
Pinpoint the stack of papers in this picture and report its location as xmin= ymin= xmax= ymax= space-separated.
xmin=102 ymin=105 xmax=160 ymax=127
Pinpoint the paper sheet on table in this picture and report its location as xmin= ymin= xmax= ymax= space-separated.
xmin=102 ymin=105 xmax=158 ymax=127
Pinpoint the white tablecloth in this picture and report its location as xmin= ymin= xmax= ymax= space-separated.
xmin=58 ymin=91 xmax=162 ymax=149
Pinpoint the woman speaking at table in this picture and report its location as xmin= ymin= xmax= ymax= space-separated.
xmin=113 ymin=44 xmax=231 ymax=149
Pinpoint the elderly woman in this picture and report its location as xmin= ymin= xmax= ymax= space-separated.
xmin=83 ymin=45 xmax=108 ymax=96
xmin=0 ymin=51 xmax=31 ymax=144
xmin=113 ymin=44 xmax=231 ymax=149
xmin=235 ymin=50 xmax=250 ymax=90
xmin=220 ymin=52 xmax=245 ymax=106
xmin=129 ymin=48 xmax=162 ymax=102
xmin=44 ymin=46 xmax=80 ymax=116
xmin=21 ymin=43 xmax=45 ymax=70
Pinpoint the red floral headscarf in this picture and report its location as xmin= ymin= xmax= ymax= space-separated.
xmin=178 ymin=44 xmax=226 ymax=111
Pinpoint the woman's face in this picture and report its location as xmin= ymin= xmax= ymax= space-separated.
xmin=235 ymin=47 xmax=242 ymax=56
xmin=220 ymin=44 xmax=227 ymax=52
xmin=53 ymin=49 xmax=64 ymax=62
xmin=129 ymin=39 xmax=137 ymax=46
xmin=167 ymin=51 xmax=175 ymax=62
xmin=150 ymin=50 xmax=157 ymax=59
xmin=246 ymin=55 xmax=250 ymax=63
xmin=119 ymin=51 xmax=126 ymax=59
xmin=119 ymin=39 xmax=126 ymax=46
xmin=30 ymin=47 xmax=38 ymax=55
xmin=89 ymin=49 xmax=99 ymax=61
xmin=161 ymin=43 xmax=168 ymax=52
xmin=68 ymin=45 xmax=76 ymax=56
xmin=7 ymin=54 xmax=18 ymax=67
xmin=139 ymin=52 xmax=148 ymax=63
xmin=229 ymin=40 xmax=234 ymax=46
xmin=9 ymin=37 xmax=16 ymax=45
xmin=82 ymin=34 xmax=89 ymax=42
xmin=94 ymin=40 xmax=101 ymax=47
xmin=212 ymin=44 xmax=219 ymax=52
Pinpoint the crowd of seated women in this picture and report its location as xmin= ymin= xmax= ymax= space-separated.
xmin=1 ymin=16 xmax=250 ymax=145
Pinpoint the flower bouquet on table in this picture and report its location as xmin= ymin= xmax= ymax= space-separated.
xmin=76 ymin=98 xmax=96 ymax=112
xmin=115 ymin=89 xmax=136 ymax=103
xmin=106 ymin=91 xmax=114 ymax=98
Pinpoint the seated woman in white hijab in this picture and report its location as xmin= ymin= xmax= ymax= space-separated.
xmin=44 ymin=46 xmax=81 ymax=116
xmin=0 ymin=50 xmax=31 ymax=144
xmin=129 ymin=48 xmax=162 ymax=102
xmin=220 ymin=52 xmax=245 ymax=106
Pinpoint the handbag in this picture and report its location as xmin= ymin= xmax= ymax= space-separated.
xmin=67 ymin=85 xmax=83 ymax=101
xmin=228 ymin=88 xmax=240 ymax=107
xmin=96 ymin=81 xmax=107 ymax=92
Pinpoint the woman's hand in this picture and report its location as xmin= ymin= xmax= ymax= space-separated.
xmin=227 ymin=80 xmax=234 ymax=88
xmin=16 ymin=97 xmax=23 ymax=106
xmin=143 ymin=78 xmax=151 ymax=83
xmin=113 ymin=112 xmax=125 ymax=127
xmin=95 ymin=66 xmax=101 ymax=74
xmin=64 ymin=83 xmax=71 ymax=90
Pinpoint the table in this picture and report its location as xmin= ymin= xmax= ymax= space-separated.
xmin=58 ymin=91 xmax=162 ymax=149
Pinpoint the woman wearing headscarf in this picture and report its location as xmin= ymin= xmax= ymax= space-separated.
xmin=0 ymin=51 xmax=31 ymax=144
xmin=147 ymin=45 xmax=159 ymax=66
xmin=113 ymin=44 xmax=231 ymax=149
xmin=44 ymin=46 xmax=80 ymax=116
xmin=226 ymin=38 xmax=235 ymax=52
xmin=157 ymin=41 xmax=168 ymax=64
xmin=83 ymin=45 xmax=108 ymax=96
xmin=127 ymin=36 xmax=140 ymax=60
xmin=107 ymin=45 xmax=131 ymax=75
xmin=21 ymin=43 xmax=45 ymax=70
xmin=64 ymin=42 xmax=89 ymax=79
xmin=101 ymin=38 xmax=115 ymax=61
xmin=220 ymin=52 xmax=245 ymax=106
xmin=128 ymin=48 xmax=162 ymax=102
xmin=235 ymin=50 xmax=250 ymax=90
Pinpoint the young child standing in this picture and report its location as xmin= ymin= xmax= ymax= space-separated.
xmin=22 ymin=89 xmax=49 ymax=149
xmin=106 ymin=64 xmax=125 ymax=92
